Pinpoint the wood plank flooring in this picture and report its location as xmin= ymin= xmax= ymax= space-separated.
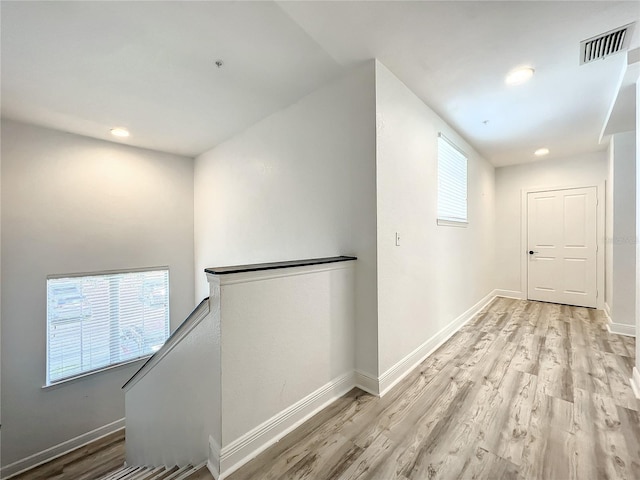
xmin=11 ymin=298 xmax=638 ymax=479
xmin=9 ymin=432 xmax=216 ymax=480
xmin=228 ymin=298 xmax=640 ymax=480
xmin=11 ymin=429 xmax=125 ymax=480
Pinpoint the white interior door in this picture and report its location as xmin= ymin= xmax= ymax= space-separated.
xmin=527 ymin=186 xmax=597 ymax=307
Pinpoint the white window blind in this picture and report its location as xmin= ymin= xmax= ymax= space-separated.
xmin=46 ymin=268 xmax=170 ymax=385
xmin=437 ymin=133 xmax=468 ymax=225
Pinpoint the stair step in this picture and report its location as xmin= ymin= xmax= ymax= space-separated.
xmin=184 ymin=463 xmax=214 ymax=480
xmin=129 ymin=466 xmax=166 ymax=480
xmin=101 ymin=465 xmax=141 ymax=480
xmin=97 ymin=463 xmax=210 ymax=480
xmin=150 ymin=465 xmax=180 ymax=480
xmin=97 ymin=466 xmax=126 ymax=480
xmin=123 ymin=467 xmax=149 ymax=480
xmin=161 ymin=465 xmax=195 ymax=480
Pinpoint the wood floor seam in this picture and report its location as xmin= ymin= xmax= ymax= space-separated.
xmin=229 ymin=298 xmax=639 ymax=480
xmin=14 ymin=298 xmax=639 ymax=480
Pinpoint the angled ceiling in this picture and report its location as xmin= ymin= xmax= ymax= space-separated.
xmin=0 ymin=1 xmax=342 ymax=157
xmin=1 ymin=1 xmax=638 ymax=166
xmin=602 ymin=48 xmax=639 ymax=138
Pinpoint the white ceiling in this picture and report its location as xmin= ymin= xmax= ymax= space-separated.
xmin=1 ymin=1 xmax=638 ymax=166
xmin=0 ymin=1 xmax=343 ymax=157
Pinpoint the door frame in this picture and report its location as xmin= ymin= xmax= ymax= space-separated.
xmin=520 ymin=182 xmax=605 ymax=309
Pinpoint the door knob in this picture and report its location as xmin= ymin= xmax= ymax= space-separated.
xmin=529 ymin=250 xmax=538 ymax=255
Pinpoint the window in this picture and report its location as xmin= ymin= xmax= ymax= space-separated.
xmin=437 ymin=133 xmax=468 ymax=225
xmin=46 ymin=268 xmax=170 ymax=385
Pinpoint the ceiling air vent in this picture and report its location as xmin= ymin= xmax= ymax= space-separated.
xmin=580 ymin=23 xmax=636 ymax=65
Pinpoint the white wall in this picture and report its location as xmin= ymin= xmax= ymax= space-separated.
xmin=125 ymin=301 xmax=214 ymax=468
xmin=374 ymin=61 xmax=496 ymax=377
xmin=125 ymin=260 xmax=356 ymax=478
xmin=607 ymin=142 xmax=614 ymax=313
xmin=0 ymin=120 xmax=195 ymax=470
xmin=194 ymin=62 xmax=378 ymax=377
xmin=636 ymin=79 xmax=640 ymax=378
xmin=495 ymin=152 xmax=608 ymax=296
xmin=219 ymin=263 xmax=355 ymax=446
xmin=608 ymin=132 xmax=637 ymax=329
xmin=0 ymin=116 xmax=2 ymax=468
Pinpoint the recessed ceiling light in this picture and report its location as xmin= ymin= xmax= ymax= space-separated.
xmin=110 ymin=127 xmax=130 ymax=138
xmin=534 ymin=148 xmax=549 ymax=156
xmin=506 ymin=67 xmax=535 ymax=86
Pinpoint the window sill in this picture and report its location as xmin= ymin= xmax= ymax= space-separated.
xmin=437 ymin=219 xmax=468 ymax=227
xmin=42 ymin=356 xmax=151 ymax=390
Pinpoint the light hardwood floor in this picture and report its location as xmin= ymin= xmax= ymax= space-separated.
xmin=228 ymin=298 xmax=640 ymax=480
xmin=12 ymin=298 xmax=638 ymax=479
xmin=11 ymin=430 xmax=125 ymax=480
xmin=9 ymin=431 xmax=215 ymax=480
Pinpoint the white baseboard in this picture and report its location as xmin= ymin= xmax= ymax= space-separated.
xmin=1 ymin=418 xmax=125 ymax=480
xmin=493 ymin=289 xmax=525 ymax=300
xmin=377 ymin=290 xmax=498 ymax=396
xmin=604 ymin=308 xmax=636 ymax=337
xmin=207 ymin=436 xmax=221 ymax=480
xmin=353 ymin=369 xmax=379 ymax=396
xmin=607 ymin=322 xmax=636 ymax=337
xmin=631 ymin=368 xmax=640 ymax=400
xmin=212 ymin=290 xmax=502 ymax=477
xmin=154 ymin=289 xmax=515 ymax=479
xmin=217 ymin=371 xmax=355 ymax=479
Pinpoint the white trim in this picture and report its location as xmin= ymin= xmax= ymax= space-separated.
xmin=610 ymin=323 xmax=638 ymax=337
xmin=211 ymin=261 xmax=355 ymax=287
xmin=207 ymin=461 xmax=220 ymax=480
xmin=47 ymin=265 xmax=169 ymax=280
xmin=207 ymin=436 xmax=221 ymax=480
xmin=353 ymin=370 xmax=380 ymax=396
xmin=123 ymin=300 xmax=210 ymax=391
xmin=1 ymin=418 xmax=125 ymax=479
xmin=520 ymin=182 xmax=606 ymax=309
xmin=377 ymin=290 xmax=497 ymax=396
xmin=604 ymin=310 xmax=636 ymax=337
xmin=218 ymin=371 xmax=355 ymax=479
xmin=42 ymin=356 xmax=149 ymax=390
xmin=604 ymin=308 xmax=636 ymax=337
xmin=631 ymin=367 xmax=640 ymax=400
xmin=493 ymin=289 xmax=525 ymax=300
xmin=438 ymin=132 xmax=467 ymax=156
xmin=436 ymin=219 xmax=468 ymax=228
